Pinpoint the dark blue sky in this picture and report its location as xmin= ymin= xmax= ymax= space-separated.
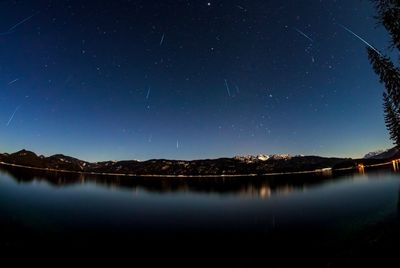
xmin=0 ymin=0 xmax=394 ymax=161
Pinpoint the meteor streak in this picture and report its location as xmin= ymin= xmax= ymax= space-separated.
xmin=6 ymin=105 xmax=21 ymax=126
xmin=8 ymin=78 xmax=19 ymax=85
xmin=338 ymin=24 xmax=382 ymax=56
xmin=8 ymin=12 xmax=38 ymax=32
xmin=160 ymin=33 xmax=165 ymax=46
xmin=146 ymin=87 xmax=151 ymax=100
xmin=224 ymin=79 xmax=231 ymax=97
xmin=294 ymin=28 xmax=313 ymax=42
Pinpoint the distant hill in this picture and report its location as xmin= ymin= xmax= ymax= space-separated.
xmin=0 ymin=149 xmax=396 ymax=176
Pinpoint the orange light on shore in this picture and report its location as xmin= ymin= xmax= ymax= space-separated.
xmin=358 ymin=164 xmax=365 ymax=174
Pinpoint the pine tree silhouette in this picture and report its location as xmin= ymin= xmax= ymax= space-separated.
xmin=369 ymin=0 xmax=400 ymax=146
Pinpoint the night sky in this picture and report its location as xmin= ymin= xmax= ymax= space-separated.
xmin=0 ymin=0 xmax=394 ymax=161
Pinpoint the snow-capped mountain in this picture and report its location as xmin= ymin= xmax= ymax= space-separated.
xmin=364 ymin=147 xmax=399 ymax=159
xmin=234 ymin=154 xmax=293 ymax=163
xmin=364 ymin=150 xmax=387 ymax=159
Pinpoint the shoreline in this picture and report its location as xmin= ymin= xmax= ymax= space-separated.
xmin=0 ymin=161 xmax=331 ymax=178
xmin=1 ymin=159 xmax=397 ymax=178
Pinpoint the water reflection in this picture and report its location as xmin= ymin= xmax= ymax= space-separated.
xmin=0 ymin=164 xmax=372 ymax=198
xmin=393 ymin=160 xmax=400 ymax=172
xmin=398 ymin=186 xmax=400 ymax=215
xmin=1 ymin=163 xmax=400 ymax=266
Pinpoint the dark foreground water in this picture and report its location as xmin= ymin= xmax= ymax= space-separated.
xmin=1 ymin=166 xmax=399 ymax=266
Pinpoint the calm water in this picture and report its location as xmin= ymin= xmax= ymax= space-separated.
xmin=1 ymin=166 xmax=399 ymax=264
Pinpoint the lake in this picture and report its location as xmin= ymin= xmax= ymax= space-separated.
xmin=0 ymin=166 xmax=399 ymax=266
